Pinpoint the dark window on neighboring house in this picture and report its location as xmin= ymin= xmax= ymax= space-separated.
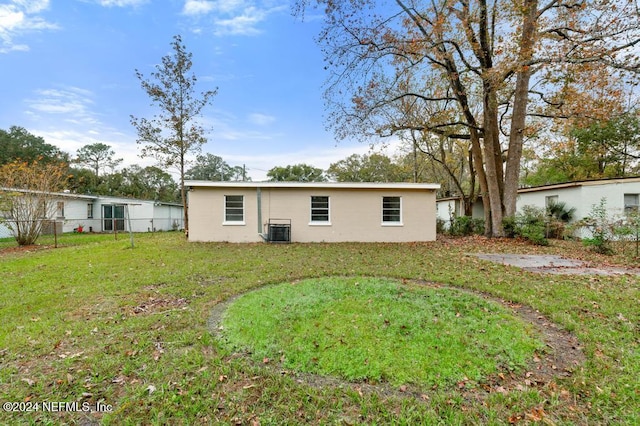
xmin=382 ymin=196 xmax=402 ymax=224
xmin=624 ymin=194 xmax=639 ymax=214
xmin=56 ymin=201 xmax=65 ymax=218
xmin=225 ymin=195 xmax=244 ymax=223
xmin=545 ymin=195 xmax=559 ymax=208
xmin=310 ymin=196 xmax=330 ymax=222
xmin=87 ymin=203 xmax=94 ymax=219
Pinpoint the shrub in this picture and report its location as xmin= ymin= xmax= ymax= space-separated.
xmin=518 ymin=205 xmax=549 ymax=245
xmin=612 ymin=209 xmax=640 ymax=258
xmin=546 ymin=201 xmax=576 ymax=239
xmin=578 ymin=198 xmax=614 ymax=255
xmin=449 ymin=215 xmax=484 ymax=236
xmin=503 ymin=205 xmax=548 ymax=246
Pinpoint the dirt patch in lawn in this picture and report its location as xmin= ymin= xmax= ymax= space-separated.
xmin=208 ymin=279 xmax=585 ymax=404
xmin=475 ymin=253 xmax=640 ymax=275
xmin=0 ymin=244 xmax=53 ymax=256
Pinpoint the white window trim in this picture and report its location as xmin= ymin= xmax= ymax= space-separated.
xmin=381 ymin=196 xmax=403 ymax=226
xmin=223 ymin=195 xmax=245 ymax=226
xmin=309 ymin=195 xmax=331 ymax=226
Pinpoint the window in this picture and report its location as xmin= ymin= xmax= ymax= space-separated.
xmin=310 ymin=196 xmax=330 ymax=223
xmin=224 ymin=195 xmax=244 ymax=224
xmin=545 ymin=195 xmax=559 ymax=208
xmin=56 ymin=201 xmax=65 ymax=218
xmin=382 ymin=196 xmax=402 ymax=224
xmin=87 ymin=203 xmax=94 ymax=219
xmin=624 ymin=194 xmax=639 ymax=214
xmin=103 ymin=205 xmax=125 ymax=231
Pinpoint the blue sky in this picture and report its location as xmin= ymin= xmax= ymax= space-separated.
xmin=0 ymin=0 xmax=386 ymax=180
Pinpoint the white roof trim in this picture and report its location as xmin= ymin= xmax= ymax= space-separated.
xmin=185 ymin=180 xmax=440 ymax=190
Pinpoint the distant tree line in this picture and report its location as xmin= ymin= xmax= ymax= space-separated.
xmin=0 ymin=126 xmax=249 ymax=203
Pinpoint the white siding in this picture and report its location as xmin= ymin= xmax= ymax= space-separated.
xmin=518 ymin=181 xmax=640 ymax=221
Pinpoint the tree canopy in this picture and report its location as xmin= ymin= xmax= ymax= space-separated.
xmin=296 ymin=0 xmax=640 ymax=236
xmin=267 ymin=164 xmax=327 ymax=182
xmin=0 ymin=126 xmax=64 ymax=165
xmin=523 ymin=111 xmax=640 ymax=186
xmin=0 ymin=160 xmax=69 ymax=245
xmin=327 ymin=153 xmax=410 ymax=182
xmin=75 ymin=143 xmax=123 ymax=177
xmin=130 ymin=34 xmax=217 ymax=232
xmin=186 ymin=153 xmax=248 ymax=181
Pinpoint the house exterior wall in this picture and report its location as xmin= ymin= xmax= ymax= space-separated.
xmin=517 ymin=180 xmax=640 ymax=221
xmin=517 ymin=187 xmax=584 ymax=217
xmin=93 ymin=197 xmax=183 ymax=233
xmin=435 ymin=198 xmax=484 ymax=230
xmin=59 ymin=198 xmax=96 ymax=233
xmin=0 ymin=190 xmax=184 ymax=238
xmin=152 ymin=204 xmax=183 ymax=231
xmin=188 ymin=183 xmax=438 ymax=243
xmin=436 ymin=199 xmax=459 ymax=224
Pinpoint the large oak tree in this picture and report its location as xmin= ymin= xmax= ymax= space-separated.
xmin=297 ymin=0 xmax=640 ymax=236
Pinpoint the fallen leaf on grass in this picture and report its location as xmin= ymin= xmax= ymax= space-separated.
xmin=112 ymin=376 xmax=126 ymax=385
xmin=21 ymin=378 xmax=35 ymax=386
xmin=525 ymin=407 xmax=546 ymax=422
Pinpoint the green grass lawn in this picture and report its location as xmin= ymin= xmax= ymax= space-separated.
xmin=0 ymin=232 xmax=638 ymax=424
xmin=221 ymin=277 xmax=543 ymax=387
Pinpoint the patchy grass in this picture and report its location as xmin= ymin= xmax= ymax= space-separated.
xmin=0 ymin=233 xmax=638 ymax=424
xmin=221 ymin=277 xmax=543 ymax=387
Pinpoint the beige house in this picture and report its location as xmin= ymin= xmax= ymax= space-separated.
xmin=186 ymin=181 xmax=440 ymax=243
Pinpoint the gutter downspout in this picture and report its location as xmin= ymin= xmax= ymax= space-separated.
xmin=257 ymin=187 xmax=268 ymax=241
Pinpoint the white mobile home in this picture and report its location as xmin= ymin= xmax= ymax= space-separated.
xmin=0 ymin=189 xmax=183 ymax=238
xmin=516 ymin=177 xmax=640 ymax=220
xmin=435 ymin=177 xmax=640 ymax=231
xmin=186 ymin=181 xmax=440 ymax=243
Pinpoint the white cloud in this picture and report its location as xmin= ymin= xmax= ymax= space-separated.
xmin=248 ymin=112 xmax=275 ymax=126
xmin=182 ymin=0 xmax=216 ymax=15
xmin=96 ymin=0 xmax=148 ymax=7
xmin=213 ymin=7 xmax=265 ymax=36
xmin=181 ymin=0 xmax=287 ymax=36
xmin=31 ymin=127 xmax=147 ymax=169
xmin=21 ymin=86 xmax=147 ymax=167
xmin=0 ymin=0 xmax=58 ymax=53
xmin=26 ymin=87 xmax=98 ymax=124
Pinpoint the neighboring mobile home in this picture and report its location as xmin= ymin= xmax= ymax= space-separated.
xmin=435 ymin=176 xmax=640 ymax=229
xmin=0 ymin=189 xmax=183 ymax=238
xmin=186 ymin=181 xmax=440 ymax=243
xmin=516 ymin=177 xmax=640 ymax=220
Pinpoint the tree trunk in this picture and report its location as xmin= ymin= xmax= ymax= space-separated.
xmin=180 ymin=154 xmax=188 ymax=236
xmin=469 ymin=129 xmax=492 ymax=235
xmin=504 ymin=0 xmax=538 ymax=218
xmin=483 ymin=85 xmax=505 ymax=237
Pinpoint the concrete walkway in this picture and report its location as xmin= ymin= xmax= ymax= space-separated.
xmin=475 ymin=254 xmax=638 ymax=275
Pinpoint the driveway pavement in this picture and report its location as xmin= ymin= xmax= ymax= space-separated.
xmin=475 ymin=254 xmax=639 ymax=275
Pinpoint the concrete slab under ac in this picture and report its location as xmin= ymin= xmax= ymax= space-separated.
xmin=475 ymin=254 xmax=639 ymax=276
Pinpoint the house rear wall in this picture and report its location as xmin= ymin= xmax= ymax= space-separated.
xmin=188 ymin=187 xmax=437 ymax=243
